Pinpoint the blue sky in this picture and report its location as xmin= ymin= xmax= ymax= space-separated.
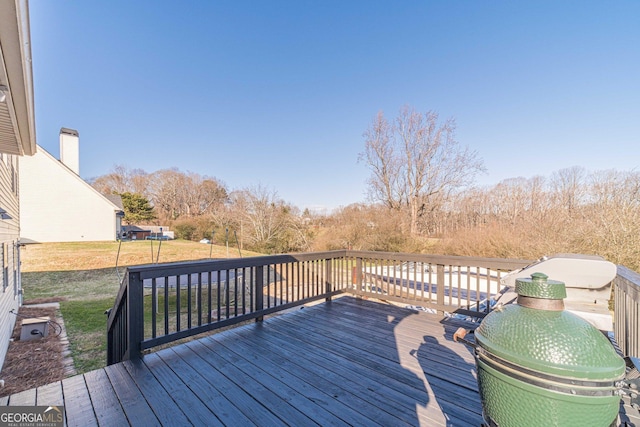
xmin=29 ymin=1 xmax=639 ymax=212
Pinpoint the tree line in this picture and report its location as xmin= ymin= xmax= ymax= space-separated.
xmin=90 ymin=106 xmax=640 ymax=271
xmin=90 ymin=167 xmax=311 ymax=254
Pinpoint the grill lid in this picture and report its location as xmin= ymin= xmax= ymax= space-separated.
xmin=475 ymin=273 xmax=626 ymax=381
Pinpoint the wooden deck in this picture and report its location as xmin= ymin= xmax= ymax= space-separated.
xmin=2 ymin=296 xmax=637 ymax=426
xmin=2 ymin=296 xmax=484 ymax=426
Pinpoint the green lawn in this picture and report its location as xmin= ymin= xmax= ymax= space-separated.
xmin=21 ymin=240 xmax=260 ymax=374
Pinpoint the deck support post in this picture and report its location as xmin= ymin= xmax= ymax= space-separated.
xmin=255 ymin=265 xmax=264 ymax=322
xmin=436 ymin=264 xmax=445 ymax=315
xmin=127 ymin=272 xmax=144 ymax=360
xmin=325 ymin=259 xmax=333 ymax=302
xmin=355 ymin=257 xmax=363 ymax=294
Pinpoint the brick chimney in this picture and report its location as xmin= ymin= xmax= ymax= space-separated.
xmin=59 ymin=127 xmax=79 ymax=175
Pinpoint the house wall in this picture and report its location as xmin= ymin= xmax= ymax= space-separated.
xmin=0 ymin=154 xmax=22 ymax=369
xmin=19 ymin=147 xmax=119 ymax=243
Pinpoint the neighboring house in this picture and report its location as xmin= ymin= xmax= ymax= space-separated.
xmin=122 ymin=225 xmax=151 ymax=240
xmin=121 ymin=225 xmax=174 ymax=240
xmin=19 ymin=128 xmax=124 ymax=243
xmin=0 ymin=0 xmax=37 ymax=369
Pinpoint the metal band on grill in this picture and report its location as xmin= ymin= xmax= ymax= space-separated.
xmin=476 ymin=348 xmax=620 ymax=397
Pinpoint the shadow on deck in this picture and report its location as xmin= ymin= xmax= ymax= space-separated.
xmin=1 ymin=296 xmax=484 ymax=426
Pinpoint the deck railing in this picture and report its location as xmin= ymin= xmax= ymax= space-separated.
xmin=348 ymin=251 xmax=530 ymax=317
xmin=107 ymin=251 xmax=350 ymax=365
xmin=107 ymin=250 xmax=639 ymax=365
xmin=613 ymin=266 xmax=640 ymax=359
xmin=107 ymin=250 xmax=533 ymax=364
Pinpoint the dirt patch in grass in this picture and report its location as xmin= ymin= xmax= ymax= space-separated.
xmin=0 ymin=306 xmax=67 ymax=397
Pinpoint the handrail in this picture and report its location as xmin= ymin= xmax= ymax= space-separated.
xmin=113 ymin=250 xmax=626 ymax=365
xmin=107 ymin=251 xmax=351 ymax=364
xmin=613 ymin=266 xmax=640 ymax=359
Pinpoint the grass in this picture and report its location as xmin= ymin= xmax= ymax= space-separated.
xmin=21 ymin=240 xmax=261 ymax=374
xmin=59 ymin=298 xmax=113 ymax=373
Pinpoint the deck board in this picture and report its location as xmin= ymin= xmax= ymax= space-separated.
xmin=266 ymin=301 xmax=481 ymax=426
xmin=103 ymin=363 xmax=160 ymax=426
xmin=35 ymin=381 xmax=63 ymax=407
xmin=7 ymin=387 xmax=35 ymax=405
xmin=219 ymin=326 xmax=415 ymax=426
xmin=151 ymin=347 xmax=243 ymax=426
xmin=140 ymin=352 xmax=222 ymax=427
xmin=185 ymin=339 xmax=322 ymax=426
xmin=2 ymin=295 xmax=636 ymax=426
xmin=61 ymin=375 xmax=97 ymax=427
xmin=121 ymin=359 xmax=192 ymax=427
xmin=203 ymin=330 xmax=386 ymax=426
xmin=83 ymin=368 xmax=129 ymax=427
xmin=255 ymin=324 xmax=441 ymax=425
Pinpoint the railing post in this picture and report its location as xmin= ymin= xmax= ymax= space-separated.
xmin=356 ymin=257 xmax=363 ymax=293
xmin=106 ymin=312 xmax=114 ymax=366
xmin=127 ymin=271 xmax=144 ymax=360
xmin=325 ymin=259 xmax=333 ymax=302
xmin=255 ymin=265 xmax=264 ymax=322
xmin=436 ymin=264 xmax=445 ymax=315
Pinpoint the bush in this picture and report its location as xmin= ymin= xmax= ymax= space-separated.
xmin=173 ymin=221 xmax=197 ymax=240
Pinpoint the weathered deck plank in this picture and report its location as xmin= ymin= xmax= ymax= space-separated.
xmin=202 ymin=331 xmax=390 ymax=426
xmin=121 ymin=359 xmax=192 ymax=427
xmin=83 ymin=368 xmax=129 ymax=427
xmin=217 ymin=327 xmax=415 ymax=426
xmin=183 ymin=339 xmax=320 ymax=426
xmin=7 ymin=387 xmax=35 ymax=405
xmin=161 ymin=344 xmax=283 ymax=426
xmin=35 ymin=381 xmax=63 ymax=407
xmin=140 ymin=352 xmax=222 ymax=427
xmin=265 ymin=301 xmax=482 ymax=426
xmin=61 ymin=375 xmax=97 ymax=427
xmin=2 ymin=296 xmax=636 ymax=426
xmin=103 ymin=363 xmax=160 ymax=426
xmin=220 ymin=324 xmax=416 ymax=426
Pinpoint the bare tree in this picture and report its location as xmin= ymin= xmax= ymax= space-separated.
xmin=361 ymin=112 xmax=402 ymax=210
xmin=90 ymin=165 xmax=149 ymax=195
xmin=146 ymin=169 xmax=228 ymax=220
xmin=361 ymin=106 xmax=485 ymax=235
xmin=147 ymin=168 xmax=186 ymax=220
xmin=550 ymin=166 xmax=586 ymax=214
xmin=228 ymin=185 xmax=300 ymax=253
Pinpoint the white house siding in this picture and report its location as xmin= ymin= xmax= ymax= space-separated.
xmin=19 ymin=146 xmax=120 ymax=243
xmin=0 ymin=154 xmax=22 ymax=369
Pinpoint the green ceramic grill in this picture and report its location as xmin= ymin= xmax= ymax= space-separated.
xmin=471 ymin=272 xmax=626 ymax=427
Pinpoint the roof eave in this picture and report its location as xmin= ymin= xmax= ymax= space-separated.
xmin=0 ymin=0 xmax=36 ymax=156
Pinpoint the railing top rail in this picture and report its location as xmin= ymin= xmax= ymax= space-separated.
xmin=121 ymin=250 xmax=534 ymax=280
xmin=345 ymin=250 xmax=533 ymax=270
xmin=106 ymin=273 xmax=129 ymax=330
xmin=125 ymin=250 xmax=349 ymax=279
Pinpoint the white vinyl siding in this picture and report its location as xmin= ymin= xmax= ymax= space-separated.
xmin=19 ymin=146 xmax=120 ymax=243
xmin=0 ymin=154 xmax=21 ymax=369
